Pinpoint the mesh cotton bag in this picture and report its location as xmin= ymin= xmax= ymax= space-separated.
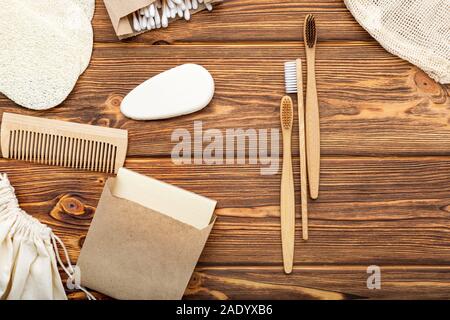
xmin=345 ymin=0 xmax=450 ymax=84
xmin=0 ymin=174 xmax=93 ymax=300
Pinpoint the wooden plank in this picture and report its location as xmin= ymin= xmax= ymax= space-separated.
xmin=2 ymin=156 xmax=450 ymax=267
xmin=66 ymin=265 xmax=450 ymax=300
xmin=92 ymin=0 xmax=370 ymax=43
xmin=182 ymin=266 xmax=450 ymax=300
xmin=0 ymin=43 xmax=448 ymax=157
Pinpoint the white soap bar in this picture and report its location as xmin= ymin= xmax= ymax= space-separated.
xmin=113 ymin=168 xmax=216 ymax=229
xmin=120 ymin=64 xmax=215 ymax=120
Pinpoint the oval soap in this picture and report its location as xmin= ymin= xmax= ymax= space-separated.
xmin=120 ymin=64 xmax=215 ymax=120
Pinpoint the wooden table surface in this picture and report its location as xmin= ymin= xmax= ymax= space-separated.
xmin=1 ymin=0 xmax=449 ymax=300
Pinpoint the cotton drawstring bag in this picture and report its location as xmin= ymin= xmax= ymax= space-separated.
xmin=345 ymin=0 xmax=450 ymax=84
xmin=0 ymin=173 xmax=94 ymax=300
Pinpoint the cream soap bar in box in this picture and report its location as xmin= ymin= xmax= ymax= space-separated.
xmin=77 ymin=168 xmax=217 ymax=299
xmin=113 ymin=167 xmax=216 ymax=229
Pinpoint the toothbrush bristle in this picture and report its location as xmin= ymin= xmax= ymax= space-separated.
xmin=305 ymin=14 xmax=317 ymax=48
xmin=284 ymin=61 xmax=298 ymax=94
xmin=281 ymin=96 xmax=293 ymax=130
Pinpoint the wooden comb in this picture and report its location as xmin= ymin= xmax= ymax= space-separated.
xmin=1 ymin=113 xmax=128 ymax=174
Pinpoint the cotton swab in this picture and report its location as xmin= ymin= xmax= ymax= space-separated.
xmin=131 ymin=0 xmax=216 ymax=32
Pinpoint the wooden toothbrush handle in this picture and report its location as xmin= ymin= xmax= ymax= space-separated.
xmin=296 ymin=59 xmax=309 ymax=240
xmin=281 ymin=132 xmax=295 ymax=274
xmin=306 ymin=49 xmax=321 ymax=200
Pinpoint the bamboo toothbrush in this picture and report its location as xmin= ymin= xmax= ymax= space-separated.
xmin=280 ymin=95 xmax=296 ymax=274
xmin=285 ymin=59 xmax=308 ymax=241
xmin=304 ymin=14 xmax=321 ymax=200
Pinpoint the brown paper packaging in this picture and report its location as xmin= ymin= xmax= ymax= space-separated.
xmin=77 ymin=178 xmax=216 ymax=300
xmin=103 ymin=0 xmax=222 ymax=40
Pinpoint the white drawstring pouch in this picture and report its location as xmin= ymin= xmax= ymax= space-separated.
xmin=345 ymin=0 xmax=450 ymax=84
xmin=0 ymin=174 xmax=93 ymax=300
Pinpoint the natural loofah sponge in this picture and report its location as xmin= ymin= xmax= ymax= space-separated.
xmin=74 ymin=0 xmax=96 ymax=21
xmin=0 ymin=0 xmax=94 ymax=110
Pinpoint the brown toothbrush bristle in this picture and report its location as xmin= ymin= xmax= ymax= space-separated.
xmin=281 ymin=96 xmax=293 ymax=130
xmin=305 ymin=14 xmax=317 ymax=48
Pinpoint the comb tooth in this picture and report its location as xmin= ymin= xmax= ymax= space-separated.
xmin=30 ymin=132 xmax=35 ymax=162
xmin=59 ymin=136 xmax=64 ymax=167
xmin=45 ymin=134 xmax=51 ymax=165
xmin=24 ymin=131 xmax=29 ymax=161
xmin=11 ymin=130 xmax=15 ymax=159
xmin=94 ymin=141 xmax=100 ymax=172
xmin=81 ymin=140 xmax=87 ymax=170
xmin=97 ymin=141 xmax=102 ymax=172
xmin=78 ymin=139 xmax=83 ymax=169
xmin=67 ymin=137 xmax=71 ymax=167
xmin=98 ymin=142 xmax=104 ymax=172
xmin=62 ymin=136 xmax=67 ymax=167
xmin=13 ymin=130 xmax=16 ymax=159
xmin=100 ymin=142 xmax=106 ymax=172
xmin=50 ymin=134 xmax=57 ymax=166
xmin=73 ymin=138 xmax=79 ymax=168
xmin=111 ymin=144 xmax=116 ymax=173
xmin=61 ymin=136 xmax=65 ymax=167
xmin=63 ymin=136 xmax=69 ymax=167
xmin=87 ymin=140 xmax=94 ymax=170
xmin=73 ymin=138 xmax=79 ymax=169
xmin=112 ymin=146 xmax=117 ymax=174
xmin=16 ymin=130 xmax=22 ymax=160
xmin=8 ymin=130 xmax=13 ymax=159
xmin=103 ymin=143 xmax=108 ymax=173
xmin=106 ymin=143 xmax=112 ymax=173
xmin=15 ymin=130 xmax=19 ymax=159
xmin=9 ymin=130 xmax=14 ymax=159
xmin=51 ymin=134 xmax=56 ymax=165
xmin=50 ymin=135 xmax=54 ymax=166
xmin=68 ymin=137 xmax=74 ymax=167
xmin=91 ymin=141 xmax=97 ymax=172
xmin=7 ymin=130 xmax=12 ymax=159
xmin=34 ymin=132 xmax=39 ymax=163
xmin=103 ymin=143 xmax=109 ymax=173
xmin=55 ymin=135 xmax=60 ymax=166
xmin=23 ymin=131 xmax=28 ymax=161
xmin=31 ymin=132 xmax=37 ymax=162
xmin=99 ymin=142 xmax=104 ymax=172
xmin=27 ymin=131 xmax=32 ymax=161
xmin=19 ymin=130 xmax=25 ymax=160
xmin=55 ymin=136 xmax=60 ymax=166
xmin=37 ymin=133 xmax=43 ymax=164
xmin=29 ymin=131 xmax=34 ymax=161
xmin=18 ymin=130 xmax=23 ymax=160
xmin=58 ymin=136 xmax=66 ymax=167
xmin=83 ymin=140 xmax=89 ymax=170
xmin=89 ymin=140 xmax=94 ymax=171
xmin=42 ymin=134 xmax=46 ymax=164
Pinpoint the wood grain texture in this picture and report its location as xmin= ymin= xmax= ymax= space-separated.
xmin=92 ymin=0 xmax=371 ymax=43
xmin=0 ymin=43 xmax=448 ymax=157
xmin=2 ymin=156 xmax=449 ymax=267
xmin=0 ymin=0 xmax=449 ymax=300
xmin=2 ymin=156 xmax=450 ymax=299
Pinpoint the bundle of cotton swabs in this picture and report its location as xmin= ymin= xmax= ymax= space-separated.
xmin=132 ymin=0 xmax=213 ymax=32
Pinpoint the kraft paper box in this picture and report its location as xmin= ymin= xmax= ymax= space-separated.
xmin=77 ymin=168 xmax=217 ymax=300
xmin=103 ymin=0 xmax=222 ymax=40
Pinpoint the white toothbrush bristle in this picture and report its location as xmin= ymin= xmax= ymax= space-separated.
xmin=284 ymin=60 xmax=298 ymax=94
